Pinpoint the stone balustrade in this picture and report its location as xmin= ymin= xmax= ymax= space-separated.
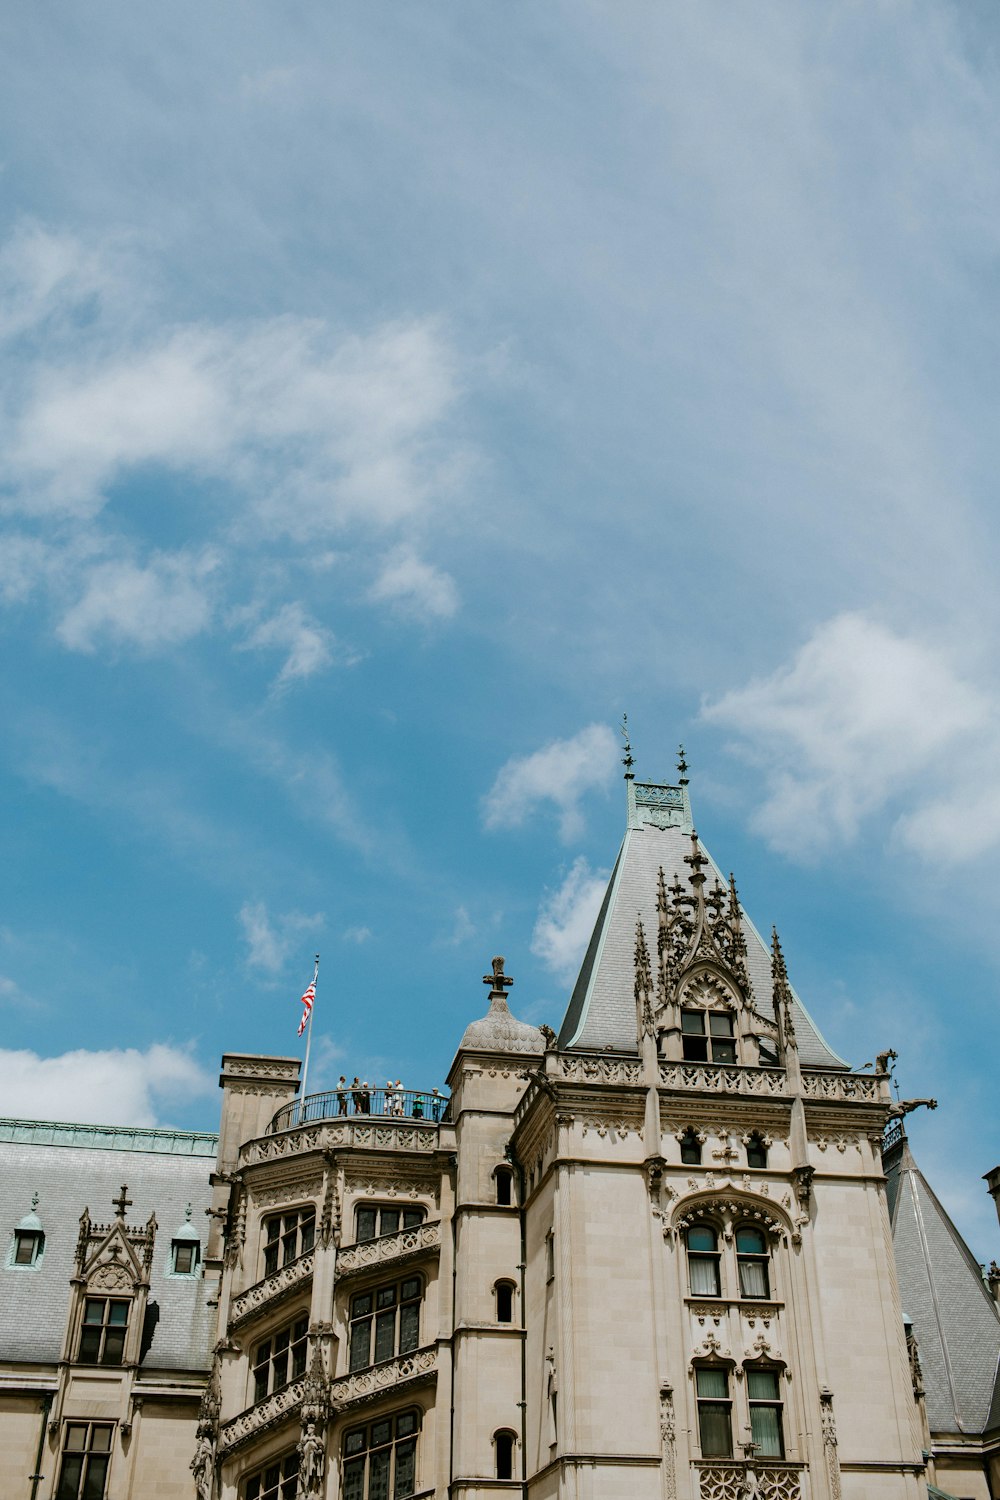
xmin=230 ymin=1250 xmax=314 ymax=1329
xmin=554 ymin=1053 xmax=644 ymax=1086
xmin=658 ymin=1062 xmax=789 ymax=1096
xmin=240 ymin=1118 xmax=440 ymax=1168
xmin=329 ymin=1346 xmax=437 ymax=1411
xmin=336 ymin=1222 xmax=441 ymax=1277
xmin=801 ymin=1070 xmax=879 ymax=1102
xmin=218 ymin=1377 xmax=305 ymax=1455
xmin=697 ymin=1463 xmax=802 ymax=1500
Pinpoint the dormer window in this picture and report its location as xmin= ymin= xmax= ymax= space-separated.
xmin=169 ymin=1204 xmax=201 ymax=1276
xmin=8 ymin=1194 xmax=45 ymax=1269
xmin=12 ymin=1227 xmax=44 ymax=1267
xmin=682 ymin=1009 xmax=736 ymax=1064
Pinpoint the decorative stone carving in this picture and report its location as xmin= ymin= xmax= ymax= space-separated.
xmin=580 ymin=1118 xmax=632 ymax=1139
xmin=819 ymin=1388 xmax=842 ymax=1500
xmin=295 ymin=1343 xmax=329 ymax=1498
xmin=697 ymin=1468 xmax=800 ymax=1500
xmin=659 ymin=1063 xmax=788 ymax=1096
xmin=791 ymin=1165 xmax=814 ymax=1208
xmin=230 ymin=1251 xmax=315 ymax=1328
xmin=335 ymin=1222 xmax=440 ymax=1276
xmin=89 ymin=1261 xmax=133 ymax=1291
xmin=252 ymin=1178 xmax=323 ymax=1210
xmin=458 ymin=957 xmax=544 ymax=1054
xmin=191 ymin=1357 xmax=220 ymax=1500
xmin=800 ymin=1072 xmax=879 ymax=1102
xmin=218 ymin=1378 xmax=305 ymax=1455
xmin=328 ymin=1346 xmax=436 ymax=1409
xmin=556 ymin=1054 xmax=643 ymax=1086
xmin=658 ymin=1382 xmax=677 ymax=1500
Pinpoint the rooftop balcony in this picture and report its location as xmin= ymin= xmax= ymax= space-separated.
xmin=270 ymin=1086 xmax=449 ymax=1134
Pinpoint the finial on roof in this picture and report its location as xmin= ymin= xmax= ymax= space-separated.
xmin=677 ymin=744 xmax=688 ymax=785
xmin=185 ymin=1202 xmax=193 ymax=1223
xmin=620 ymin=715 xmax=635 ymax=780
xmin=483 ymin=956 xmax=514 ymax=998
xmin=31 ymin=1191 xmax=40 ymax=1211
xmin=112 ymin=1184 xmax=132 ymax=1221
xmin=771 ymin=928 xmax=797 ymax=1051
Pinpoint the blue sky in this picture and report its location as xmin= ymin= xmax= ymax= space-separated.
xmin=1 ymin=2 xmax=998 ymax=1257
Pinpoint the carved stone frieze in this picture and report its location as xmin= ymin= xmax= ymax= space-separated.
xmin=697 ymin=1466 xmax=801 ymax=1500
xmin=328 ymin=1346 xmax=437 ymax=1410
xmin=580 ymin=1118 xmax=632 ymax=1139
xmin=240 ymin=1119 xmax=439 ymax=1169
xmin=659 ymin=1383 xmax=677 ymax=1500
xmin=88 ymin=1261 xmax=134 ymax=1291
xmin=335 ymin=1221 xmax=440 ymax=1277
xmin=224 ymin=1058 xmax=300 ymax=1081
xmin=230 ymin=1251 xmax=315 ymax=1329
xmin=252 ymin=1177 xmax=323 ymax=1210
xmin=218 ymin=1378 xmax=305 ymax=1455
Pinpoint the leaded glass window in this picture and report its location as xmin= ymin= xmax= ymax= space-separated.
xmin=343 ymin=1410 xmax=419 ymax=1500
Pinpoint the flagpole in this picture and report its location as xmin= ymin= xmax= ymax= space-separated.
xmin=299 ymin=954 xmax=319 ymax=1124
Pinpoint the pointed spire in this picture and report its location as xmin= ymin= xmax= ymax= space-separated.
xmin=620 ymin=715 xmax=635 ymax=780
xmin=771 ymin=928 xmax=797 ymax=1052
xmin=634 ymin=915 xmax=653 ymax=1039
xmin=677 ymin=744 xmax=688 ymax=786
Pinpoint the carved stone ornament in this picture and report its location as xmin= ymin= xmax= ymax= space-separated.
xmin=253 ymin=1177 xmax=323 ymax=1211
xmin=659 ymin=1382 xmax=678 ymax=1500
xmin=89 ymin=1261 xmax=133 ymax=1291
xmin=819 ymin=1387 xmax=842 ymax=1500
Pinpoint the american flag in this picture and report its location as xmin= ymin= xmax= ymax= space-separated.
xmin=297 ymin=976 xmax=316 ymax=1037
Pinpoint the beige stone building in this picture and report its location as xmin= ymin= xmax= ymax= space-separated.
xmin=3 ymin=770 xmax=999 ymax=1500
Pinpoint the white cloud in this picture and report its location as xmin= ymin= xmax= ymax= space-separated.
xmin=483 ymin=723 xmax=619 ymax=842
xmin=0 ymin=1043 xmax=211 ymax=1127
xmin=56 ymin=548 xmax=218 ymax=652
xmin=369 ymin=550 xmax=459 ymax=621
xmin=239 ymin=900 xmax=324 ymax=974
xmin=342 ymin=925 xmax=372 ymax=945
xmin=703 ymin=611 xmax=999 ymax=859
xmin=531 ymin=857 xmax=608 ymax=983
xmin=239 ymin=602 xmax=336 ymax=688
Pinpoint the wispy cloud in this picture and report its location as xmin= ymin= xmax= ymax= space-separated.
xmin=369 ymin=550 xmax=459 ymax=621
xmin=0 ymin=1042 xmax=212 ymax=1126
xmin=239 ymin=900 xmax=324 ymax=974
xmin=483 ymin=724 xmax=618 ymax=842
xmin=56 ymin=548 xmax=219 ymax=653
xmin=703 ymin=612 xmax=999 ymax=860
xmin=237 ymin=602 xmax=338 ymax=689
xmin=531 ymin=857 xmax=608 ymax=983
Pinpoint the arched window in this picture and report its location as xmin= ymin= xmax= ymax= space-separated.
xmin=736 ymin=1226 xmax=770 ymax=1298
xmin=495 ymin=1167 xmax=513 ymax=1206
xmin=494 ymin=1280 xmax=515 ymax=1324
xmin=355 ymin=1204 xmax=424 ymax=1244
xmin=494 ymin=1429 xmax=517 ymax=1480
xmin=686 ymin=1225 xmax=721 ymax=1297
xmin=679 ymin=1128 xmax=702 ymax=1166
xmin=746 ymin=1133 xmax=768 ymax=1170
xmin=343 ymin=1409 xmax=420 ymax=1500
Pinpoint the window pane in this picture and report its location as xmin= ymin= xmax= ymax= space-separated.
xmin=698 ymin=1403 xmax=732 ymax=1457
xmin=372 ymin=1421 xmax=391 ymax=1446
xmin=352 ymin=1293 xmax=373 ymax=1318
xmin=739 ymin=1259 xmax=768 ymax=1298
xmin=399 ymin=1302 xmax=419 ymax=1353
xmin=401 ymin=1278 xmax=420 ymax=1301
xmin=687 ymin=1227 xmax=716 ymax=1251
xmin=90 ymin=1427 xmax=113 ymax=1453
xmin=747 ymin=1369 xmax=780 ymax=1400
xmin=82 ymin=1455 xmax=109 ymax=1500
xmin=79 ymin=1328 xmax=102 ymax=1363
xmin=736 ymin=1228 xmax=766 ymax=1254
xmin=696 ymin=1368 xmax=728 ymax=1398
xmin=682 ymin=1035 xmax=709 ymax=1061
xmin=84 ymin=1301 xmax=105 ymax=1324
xmin=65 ymin=1426 xmax=89 ymax=1452
xmin=349 ymin=1322 xmax=370 ymax=1372
xmin=15 ymin=1234 xmax=37 ymax=1265
xmin=300 ymin=1217 xmax=315 ymax=1253
xmin=395 ymin=1439 xmax=416 ymax=1497
xmin=750 ymin=1403 xmax=783 ymax=1456
xmin=56 ymin=1455 xmax=84 ymax=1500
xmin=102 ymin=1329 xmax=126 ymax=1364
xmin=357 ymin=1208 xmax=377 ymax=1243
xmin=711 ymin=1038 xmax=737 ymax=1064
xmin=380 ymin=1210 xmax=399 ymax=1236
xmin=689 ymin=1256 xmax=720 ymax=1296
xmin=374 ymin=1310 xmax=396 ymax=1362
xmin=345 ymin=1430 xmax=365 ymax=1456
xmin=402 ymin=1209 xmax=423 ymax=1229
xmin=681 ymin=1011 xmax=705 ymax=1034
xmin=369 ymin=1449 xmax=391 ymax=1500
xmin=396 ymin=1413 xmax=417 ymax=1438
xmin=376 ymin=1287 xmax=397 ymax=1310
xmin=343 ymin=1459 xmax=365 ymax=1500
xmin=709 ymin=1012 xmax=734 ymax=1036
xmin=108 ymin=1302 xmax=129 ymax=1325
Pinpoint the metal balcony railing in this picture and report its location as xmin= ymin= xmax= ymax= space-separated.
xmin=270 ymin=1087 xmax=450 ymax=1134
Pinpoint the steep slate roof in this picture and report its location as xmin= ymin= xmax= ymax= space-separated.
xmin=885 ymin=1133 xmax=1000 ymax=1437
xmin=557 ymin=779 xmax=847 ymax=1068
xmin=0 ymin=1119 xmax=217 ymax=1372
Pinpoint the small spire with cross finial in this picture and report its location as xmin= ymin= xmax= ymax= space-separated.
xmin=483 ymin=956 xmax=514 ymax=999
xmin=112 ymin=1185 xmax=132 ymax=1221
xmin=677 ymin=744 xmax=688 ymax=786
xmin=620 ymin=715 xmax=635 ymax=781
xmin=31 ymin=1191 xmax=40 ymax=1212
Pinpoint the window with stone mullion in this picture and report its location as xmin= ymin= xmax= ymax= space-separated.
xmin=349 ymin=1278 xmax=421 ymax=1372
xmin=747 ymin=1368 xmax=784 ymax=1456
